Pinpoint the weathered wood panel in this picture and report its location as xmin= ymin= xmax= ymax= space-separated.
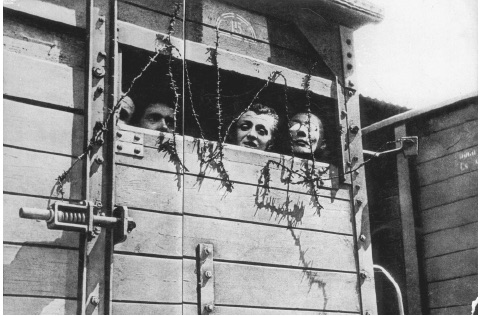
xmin=183 ymin=260 xmax=360 ymax=312
xmin=117 ymin=21 xmax=334 ymax=98
xmin=417 ymin=146 xmax=477 ymax=186
xmin=112 ymin=302 xmax=182 ymax=315
xmin=416 ymin=120 xmax=477 ymax=164
xmin=112 ymin=254 xmax=182 ymax=303
xmin=4 ymin=12 xmax=85 ymax=68
xmin=425 ymin=102 xmax=477 ymax=133
xmin=183 ymin=215 xmax=356 ymax=271
xmin=182 ymin=304 xmax=354 ymax=315
xmin=419 ymin=171 xmax=477 ymax=210
xmin=428 ymin=275 xmax=478 ymax=308
xmin=4 ymin=100 xmax=84 ymax=156
xmin=115 ymin=165 xmax=353 ymax=234
xmin=423 ymin=222 xmax=477 ymax=258
xmin=3 ymin=244 xmax=78 ymax=297
xmin=3 ymin=296 xmax=77 ymax=315
xmin=421 ymin=196 xmax=477 ymax=234
xmin=4 ymin=51 xmax=85 ymax=110
xmin=430 ymin=304 xmax=473 ymax=315
xmin=4 ymin=0 xmax=86 ymax=28
xmin=4 ymin=146 xmax=83 ymax=200
xmin=424 ymin=248 xmax=478 ymax=282
xmin=115 ymin=210 xmax=182 ymax=257
xmin=4 ymin=194 xmax=79 ymax=247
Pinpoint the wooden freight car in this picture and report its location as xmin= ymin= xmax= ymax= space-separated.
xmin=4 ymin=0 xmax=384 ymax=314
xmin=363 ymin=94 xmax=478 ymax=315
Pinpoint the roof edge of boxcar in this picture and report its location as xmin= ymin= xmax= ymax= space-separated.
xmin=362 ymin=92 xmax=478 ymax=134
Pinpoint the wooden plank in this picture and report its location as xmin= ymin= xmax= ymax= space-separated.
xmin=116 ymin=125 xmax=350 ymax=199
xmin=417 ymin=146 xmax=478 ymax=186
xmin=182 ymin=303 xmax=354 ymax=315
xmin=395 ymin=124 xmax=421 ymax=315
xmin=183 ymin=260 xmax=360 ymax=312
xmin=425 ymin=248 xmax=478 ymax=283
xmin=4 ymin=100 xmax=84 ymax=156
xmin=416 ymin=120 xmax=478 ymax=164
xmin=428 ymin=275 xmax=478 ymax=308
xmin=3 ymin=13 xmax=85 ymax=68
xmin=423 ymin=222 xmax=478 ymax=258
xmin=3 ymin=296 xmax=77 ymax=315
xmin=115 ymin=210 xmax=182 ymax=257
xmin=115 ymin=164 xmax=353 ymax=234
xmin=4 ymin=0 xmax=86 ymax=28
xmin=115 ymin=165 xmax=183 ymax=214
xmin=4 ymin=194 xmax=79 ymax=247
xmin=112 ymin=302 xmax=182 ymax=315
xmin=4 ymin=51 xmax=85 ymax=110
xmin=112 ymin=254 xmax=182 ymax=303
xmin=419 ymin=171 xmax=477 ymax=211
xmin=117 ymin=21 xmax=334 ymax=98
xmin=3 ymin=244 xmax=78 ymax=297
xmin=421 ymin=196 xmax=478 ymax=234
xmin=4 ymin=146 xmax=83 ymax=200
xmin=425 ymin=102 xmax=478 ymax=133
xmin=183 ymin=215 xmax=356 ymax=271
xmin=430 ymin=304 xmax=473 ymax=315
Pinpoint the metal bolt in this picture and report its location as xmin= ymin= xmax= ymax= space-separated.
xmin=348 ymin=90 xmax=354 ymax=97
xmin=96 ymin=86 xmax=104 ymax=93
xmin=134 ymin=135 xmax=141 ymax=141
xmin=96 ymin=201 xmax=103 ymax=208
xmin=205 ymin=271 xmax=213 ymax=279
xmin=350 ymin=125 xmax=360 ymax=134
xmin=117 ymin=132 xmax=123 ymax=138
xmin=356 ymin=198 xmax=363 ymax=206
xmin=348 ymin=80 xmax=355 ymax=87
xmin=346 ymin=39 xmax=352 ymax=45
xmin=365 ymin=311 xmax=371 ymax=315
xmin=352 ymin=156 xmax=359 ymax=162
xmin=117 ymin=144 xmax=123 ymax=151
xmin=127 ymin=220 xmax=136 ymax=233
xmin=98 ymin=51 xmax=107 ymax=57
xmin=341 ymin=110 xmax=347 ymax=118
xmin=346 ymin=63 xmax=353 ymax=70
xmin=92 ymin=66 xmax=105 ymax=78
xmin=98 ymin=16 xmax=105 ymax=23
xmin=347 ymin=52 xmax=353 ymax=58
xmin=359 ymin=234 xmax=366 ymax=242
xmin=355 ymin=184 xmax=361 ymax=190
xmin=95 ymin=156 xmax=104 ymax=165
xmin=90 ymin=296 xmax=99 ymax=306
xmin=360 ymin=271 xmax=367 ymax=279
xmin=134 ymin=148 xmax=141 ymax=154
xmin=204 ymin=247 xmax=211 ymax=255
xmin=93 ymin=226 xmax=101 ymax=235
xmin=205 ymin=304 xmax=214 ymax=312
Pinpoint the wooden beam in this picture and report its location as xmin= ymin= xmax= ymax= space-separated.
xmin=394 ymin=124 xmax=422 ymax=314
xmin=117 ymin=21 xmax=335 ymax=98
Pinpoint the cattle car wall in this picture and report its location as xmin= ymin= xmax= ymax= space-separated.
xmin=3 ymin=2 xmax=86 ymax=314
xmin=409 ymin=100 xmax=478 ymax=315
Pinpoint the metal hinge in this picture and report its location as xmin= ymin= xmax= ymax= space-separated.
xmin=197 ymin=243 xmax=215 ymax=314
xmin=19 ymin=201 xmax=136 ymax=245
xmin=115 ymin=130 xmax=144 ymax=157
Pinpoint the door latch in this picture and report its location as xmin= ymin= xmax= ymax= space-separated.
xmin=19 ymin=201 xmax=136 ymax=245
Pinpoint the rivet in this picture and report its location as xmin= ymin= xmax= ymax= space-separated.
xmin=365 ymin=311 xmax=371 ymax=315
xmin=90 ymin=296 xmax=99 ymax=306
xmin=359 ymin=234 xmax=366 ymax=242
xmin=347 ymin=52 xmax=353 ymax=58
xmin=356 ymin=198 xmax=363 ymax=206
xmin=134 ymin=148 xmax=141 ymax=154
xmin=95 ymin=157 xmax=104 ymax=164
xmin=341 ymin=110 xmax=348 ymax=118
xmin=350 ymin=125 xmax=360 ymax=134
xmin=348 ymin=90 xmax=354 ymax=97
xmin=347 ymin=63 xmax=353 ymax=70
xmin=348 ymin=80 xmax=355 ymax=87
xmin=92 ymin=66 xmax=105 ymax=78
xmin=98 ymin=16 xmax=105 ymax=23
xmin=117 ymin=132 xmax=122 ymax=138
xmin=360 ymin=271 xmax=367 ymax=279
xmin=98 ymin=51 xmax=107 ymax=57
xmin=134 ymin=135 xmax=141 ymax=141
xmin=352 ymin=156 xmax=359 ymax=162
xmin=346 ymin=39 xmax=352 ymax=45
xmin=205 ymin=304 xmax=214 ymax=312
xmin=355 ymin=184 xmax=361 ymax=190
xmin=93 ymin=226 xmax=101 ymax=235
xmin=96 ymin=86 xmax=104 ymax=93
xmin=205 ymin=271 xmax=213 ymax=279
xmin=204 ymin=247 xmax=211 ymax=255
xmin=117 ymin=144 xmax=123 ymax=151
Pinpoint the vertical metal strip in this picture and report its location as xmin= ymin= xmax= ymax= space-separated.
xmin=339 ymin=25 xmax=377 ymax=315
xmin=181 ymin=0 xmax=187 ymax=314
xmin=104 ymin=0 xmax=119 ymax=314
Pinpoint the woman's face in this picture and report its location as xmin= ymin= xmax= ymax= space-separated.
xmin=289 ymin=113 xmax=323 ymax=155
xmin=235 ymin=111 xmax=276 ymax=151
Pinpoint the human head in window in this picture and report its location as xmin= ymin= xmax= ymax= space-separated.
xmin=138 ymin=102 xmax=175 ymax=133
xmin=233 ymin=103 xmax=279 ymax=151
xmin=289 ymin=112 xmax=326 ymax=157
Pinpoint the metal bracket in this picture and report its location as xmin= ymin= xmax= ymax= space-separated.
xmin=19 ymin=201 xmax=136 ymax=245
xmin=197 ymin=243 xmax=214 ymax=314
xmin=115 ymin=130 xmax=144 ymax=157
xmin=363 ymin=136 xmax=418 ymax=158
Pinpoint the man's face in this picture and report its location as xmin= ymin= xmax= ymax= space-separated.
xmin=139 ymin=103 xmax=174 ymax=132
xmin=289 ymin=113 xmax=324 ymax=155
xmin=235 ymin=111 xmax=276 ymax=151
